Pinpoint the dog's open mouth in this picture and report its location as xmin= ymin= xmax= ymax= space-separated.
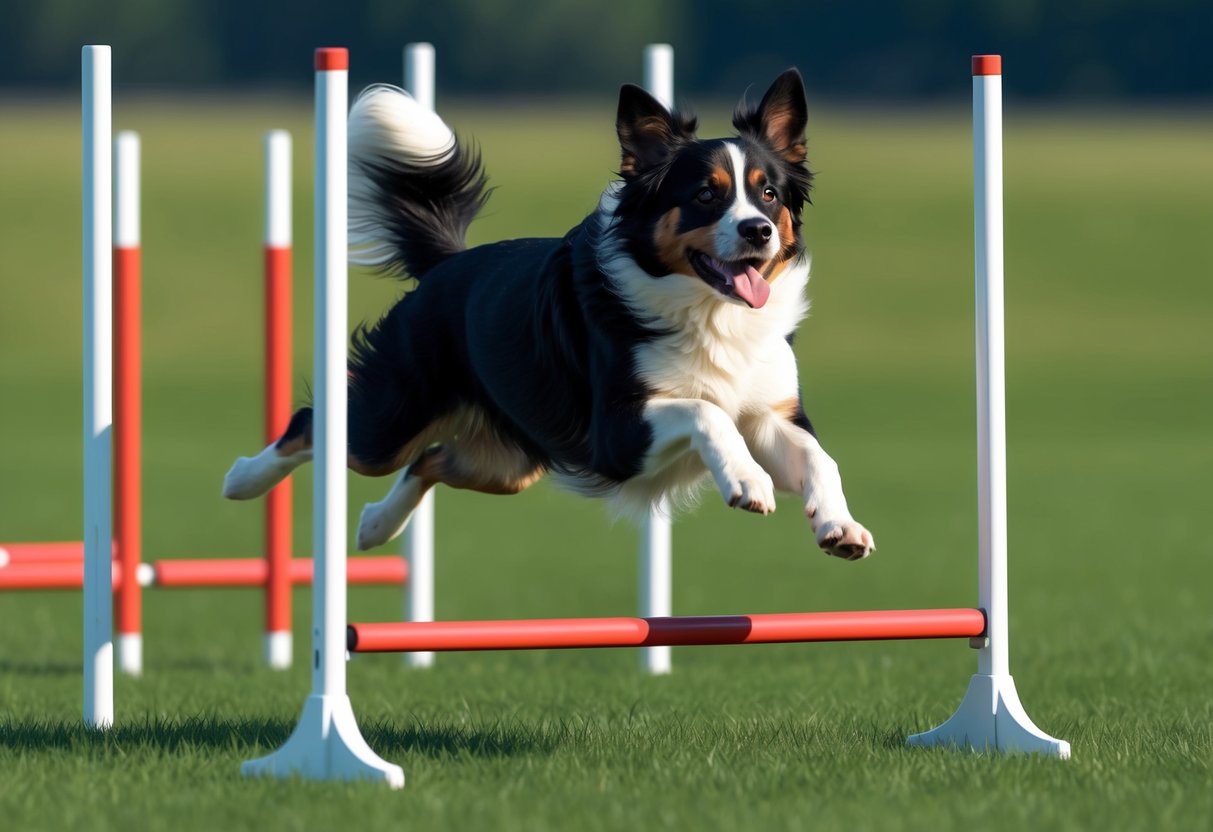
xmin=687 ymin=250 xmax=771 ymax=309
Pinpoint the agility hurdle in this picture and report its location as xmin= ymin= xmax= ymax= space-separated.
xmin=237 ymin=49 xmax=1067 ymax=788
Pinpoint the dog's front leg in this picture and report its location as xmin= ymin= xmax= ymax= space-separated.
xmin=641 ymin=399 xmax=776 ymax=514
xmin=741 ymin=410 xmax=875 ymax=560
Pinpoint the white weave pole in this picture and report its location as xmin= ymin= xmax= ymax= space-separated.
xmin=907 ymin=56 xmax=1069 ymax=757
xmin=242 ymin=48 xmax=404 ymax=787
xmin=401 ymin=42 xmax=437 ymax=669
xmin=639 ymin=43 xmax=675 ymax=676
xmin=82 ymin=44 xmax=114 ymax=729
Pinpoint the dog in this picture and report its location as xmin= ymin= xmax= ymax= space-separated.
xmin=222 ymin=69 xmax=875 ymax=561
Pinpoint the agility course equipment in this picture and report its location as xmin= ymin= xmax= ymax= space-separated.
xmin=231 ymin=49 xmax=1067 ymax=787
xmin=82 ymin=43 xmax=113 ymax=729
xmin=242 ymin=47 xmax=405 ymax=786
xmin=36 ymin=49 xmax=407 ymax=708
xmin=639 ymin=43 xmax=675 ymax=676
xmin=400 ymin=42 xmax=437 ymax=670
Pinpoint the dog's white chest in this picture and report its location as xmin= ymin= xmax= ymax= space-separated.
xmin=632 ymin=307 xmax=796 ymax=418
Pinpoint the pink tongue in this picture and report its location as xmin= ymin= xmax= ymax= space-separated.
xmin=731 ymin=265 xmax=770 ymax=309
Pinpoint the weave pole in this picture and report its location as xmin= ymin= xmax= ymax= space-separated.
xmin=640 ymin=43 xmax=675 ymax=676
xmin=242 ymin=48 xmax=404 ymax=787
xmin=114 ymin=129 xmax=142 ymax=677
xmin=401 ymin=41 xmax=437 ymax=669
xmin=906 ymin=56 xmax=1069 ymax=757
xmin=82 ymin=44 xmax=114 ymax=729
xmin=263 ymin=129 xmax=294 ymax=669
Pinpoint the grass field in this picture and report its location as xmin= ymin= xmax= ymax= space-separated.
xmin=1 ymin=94 xmax=1211 ymax=830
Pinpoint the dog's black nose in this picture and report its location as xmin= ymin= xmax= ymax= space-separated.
xmin=739 ymin=218 xmax=773 ymax=246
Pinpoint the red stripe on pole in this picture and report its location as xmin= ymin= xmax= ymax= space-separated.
xmin=972 ymin=55 xmax=1002 ymax=76
xmin=114 ymin=245 xmax=141 ymax=635
xmin=0 ymin=561 xmax=119 ymax=590
xmin=264 ymin=245 xmax=293 ymax=633
xmin=315 ymin=48 xmax=348 ymax=71
xmin=151 ymin=556 xmax=406 ymax=588
xmin=348 ymin=609 xmax=987 ymax=653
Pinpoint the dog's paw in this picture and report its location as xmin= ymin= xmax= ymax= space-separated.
xmin=719 ymin=462 xmax=776 ymax=515
xmin=222 ymin=455 xmax=274 ymax=500
xmin=816 ymin=520 xmax=875 ymax=561
xmin=356 ymin=499 xmax=411 ymax=551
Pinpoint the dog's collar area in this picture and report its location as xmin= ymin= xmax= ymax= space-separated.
xmin=686 ymin=250 xmax=771 ymax=309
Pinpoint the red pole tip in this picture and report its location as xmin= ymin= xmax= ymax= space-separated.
xmin=315 ymin=48 xmax=349 ymax=71
xmin=972 ymin=55 xmax=1002 ymax=76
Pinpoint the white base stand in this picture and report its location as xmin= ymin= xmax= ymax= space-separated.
xmin=241 ymin=694 xmax=404 ymax=787
xmin=264 ymin=631 xmax=293 ymax=670
xmin=118 ymin=633 xmax=142 ymax=677
xmin=907 ymin=674 xmax=1070 ymax=757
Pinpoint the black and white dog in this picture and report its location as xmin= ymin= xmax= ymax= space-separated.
xmin=223 ymin=69 xmax=875 ymax=560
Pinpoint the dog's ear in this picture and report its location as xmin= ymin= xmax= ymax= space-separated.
xmin=734 ymin=69 xmax=808 ymax=164
xmin=616 ymin=84 xmax=694 ymax=178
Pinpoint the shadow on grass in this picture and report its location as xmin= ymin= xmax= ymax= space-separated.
xmin=0 ymin=660 xmax=82 ymax=676
xmin=366 ymin=718 xmax=559 ymax=758
xmin=0 ymin=715 xmax=556 ymax=759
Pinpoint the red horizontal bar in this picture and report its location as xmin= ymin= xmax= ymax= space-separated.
xmin=0 ymin=557 xmax=406 ymax=590
xmin=151 ymin=557 xmax=407 ymax=587
xmin=0 ymin=540 xmax=116 ymax=565
xmin=348 ymin=608 xmax=986 ymax=653
xmin=0 ymin=561 xmax=120 ymax=590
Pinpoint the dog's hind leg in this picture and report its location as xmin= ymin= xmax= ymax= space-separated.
xmin=222 ymin=407 xmax=315 ymax=500
xmin=356 ymin=429 xmax=545 ymax=550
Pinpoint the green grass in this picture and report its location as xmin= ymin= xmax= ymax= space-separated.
xmin=1 ymin=95 xmax=1211 ymax=830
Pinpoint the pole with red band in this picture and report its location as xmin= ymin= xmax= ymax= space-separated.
xmin=263 ymin=129 xmax=294 ymax=669
xmin=114 ymin=129 xmax=143 ymax=677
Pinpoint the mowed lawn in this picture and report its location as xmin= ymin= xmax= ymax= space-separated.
xmin=0 ymin=94 xmax=1210 ymax=830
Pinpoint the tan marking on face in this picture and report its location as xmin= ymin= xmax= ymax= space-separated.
xmin=747 ymin=167 xmax=766 ymax=188
xmin=762 ymin=206 xmax=798 ymax=283
xmin=653 ymin=207 xmax=719 ymax=276
xmin=709 ymin=165 xmax=731 ymax=192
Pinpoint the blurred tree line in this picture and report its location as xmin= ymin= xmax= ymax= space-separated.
xmin=1 ymin=0 xmax=1209 ymax=100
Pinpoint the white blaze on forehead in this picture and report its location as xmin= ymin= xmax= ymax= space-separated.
xmin=716 ymin=142 xmax=777 ymax=260
xmin=724 ymin=142 xmax=766 ymax=222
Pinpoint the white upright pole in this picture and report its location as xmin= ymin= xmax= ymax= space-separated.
xmin=640 ymin=43 xmax=675 ymax=676
xmin=908 ymin=56 xmax=1068 ymax=757
xmin=242 ymin=47 xmax=404 ymax=787
xmin=404 ymin=42 xmax=435 ymax=111
xmin=82 ymin=44 xmax=114 ymax=730
xmin=402 ymin=41 xmax=437 ymax=669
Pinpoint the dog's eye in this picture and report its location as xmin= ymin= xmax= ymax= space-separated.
xmin=762 ymin=186 xmax=778 ymax=203
xmin=695 ymin=187 xmax=715 ymax=204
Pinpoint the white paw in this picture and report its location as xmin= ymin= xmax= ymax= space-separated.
xmin=222 ymin=455 xmax=273 ymax=500
xmin=815 ymin=519 xmax=875 ymax=561
xmin=719 ymin=462 xmax=776 ymax=515
xmin=356 ymin=500 xmax=412 ymax=551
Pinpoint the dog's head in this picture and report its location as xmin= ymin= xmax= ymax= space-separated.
xmin=611 ymin=70 xmax=812 ymax=310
